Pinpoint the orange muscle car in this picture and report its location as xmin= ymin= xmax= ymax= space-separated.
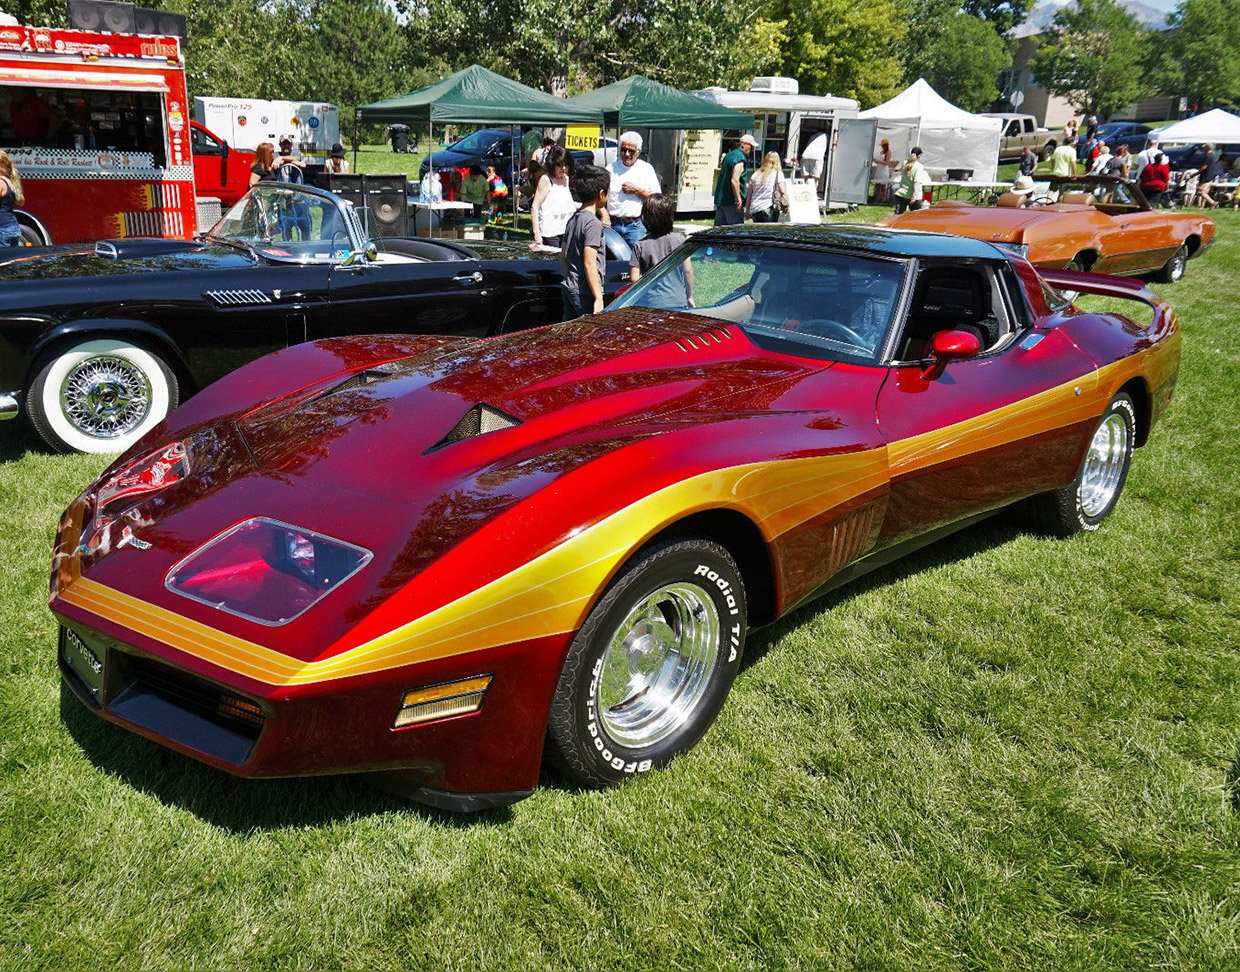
xmin=883 ymin=175 xmax=1215 ymax=283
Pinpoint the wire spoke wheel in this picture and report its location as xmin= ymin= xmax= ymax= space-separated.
xmin=60 ymin=353 xmax=153 ymax=440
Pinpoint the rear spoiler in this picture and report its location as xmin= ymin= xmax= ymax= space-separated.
xmin=1038 ymin=267 xmax=1176 ymax=338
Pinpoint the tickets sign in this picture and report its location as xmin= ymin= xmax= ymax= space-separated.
xmin=565 ymin=126 xmax=601 ymax=152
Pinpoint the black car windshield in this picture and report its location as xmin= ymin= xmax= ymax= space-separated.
xmin=609 ymin=238 xmax=908 ymax=363
xmin=447 ymin=130 xmax=506 ymax=154
xmin=208 ymin=184 xmax=361 ymax=263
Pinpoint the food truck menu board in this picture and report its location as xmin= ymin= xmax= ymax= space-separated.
xmin=678 ymin=129 xmax=722 ymax=211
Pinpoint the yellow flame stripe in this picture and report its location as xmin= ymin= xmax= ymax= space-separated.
xmin=57 ymin=356 xmax=1154 ymax=687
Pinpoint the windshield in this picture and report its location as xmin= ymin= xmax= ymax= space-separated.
xmin=448 ymin=129 xmax=506 ymax=154
xmin=610 ymin=238 xmax=908 ymax=363
xmin=208 ymin=184 xmax=364 ymax=262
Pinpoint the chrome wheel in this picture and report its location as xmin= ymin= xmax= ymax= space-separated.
xmin=597 ymin=581 xmax=720 ymax=748
xmin=61 ymin=353 xmax=152 ymax=440
xmin=1079 ymin=411 xmax=1130 ymax=518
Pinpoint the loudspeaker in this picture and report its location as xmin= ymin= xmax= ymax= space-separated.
xmin=364 ymin=174 xmax=408 ymax=238
xmin=68 ymin=0 xmax=135 ymax=33
xmin=323 ymin=172 xmax=364 ymax=209
xmin=133 ymin=6 xmax=187 ymax=38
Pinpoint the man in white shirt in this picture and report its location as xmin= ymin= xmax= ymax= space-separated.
xmin=606 ymin=130 xmax=661 ymax=246
xmin=1133 ymin=138 xmax=1160 ymax=180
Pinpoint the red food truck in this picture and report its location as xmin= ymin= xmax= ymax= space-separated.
xmin=0 ymin=22 xmax=198 ymax=244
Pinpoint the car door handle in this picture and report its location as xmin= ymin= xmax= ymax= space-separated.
xmin=453 ymin=271 xmax=483 ymax=286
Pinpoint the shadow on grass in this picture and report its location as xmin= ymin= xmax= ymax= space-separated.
xmin=1225 ymin=747 xmax=1240 ymax=815
xmin=0 ymin=420 xmax=52 ymax=462
xmin=738 ymin=511 xmax=1028 ymax=677
xmin=58 ymin=684 xmax=514 ymax=831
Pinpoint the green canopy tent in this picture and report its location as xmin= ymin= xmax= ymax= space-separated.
xmin=565 ymin=75 xmax=754 ymax=131
xmin=359 ymin=64 xmax=603 ymax=222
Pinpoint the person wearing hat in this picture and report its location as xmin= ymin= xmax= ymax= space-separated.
xmin=606 ymin=130 xmax=661 ymax=246
xmin=891 ymin=146 xmax=929 ymax=214
xmin=872 ymin=137 xmax=898 ymax=203
xmin=714 ymin=132 xmax=756 ymax=225
xmin=274 ymin=135 xmax=305 ymax=183
xmin=323 ymin=141 xmax=349 ymax=175
xmin=1006 ymin=174 xmax=1044 ymax=208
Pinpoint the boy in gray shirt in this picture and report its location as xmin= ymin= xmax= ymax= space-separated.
xmin=560 ymin=164 xmax=610 ymax=318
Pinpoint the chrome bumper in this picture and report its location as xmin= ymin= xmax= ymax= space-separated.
xmin=0 ymin=392 xmax=17 ymax=421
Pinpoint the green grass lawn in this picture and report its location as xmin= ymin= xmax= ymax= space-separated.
xmin=2 ymin=211 xmax=1240 ymax=969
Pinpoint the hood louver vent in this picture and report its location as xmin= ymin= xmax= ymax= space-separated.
xmin=205 ymin=289 xmax=275 ymax=307
xmin=426 ymin=404 xmax=521 ymax=454
xmin=673 ymin=327 xmax=734 ymax=352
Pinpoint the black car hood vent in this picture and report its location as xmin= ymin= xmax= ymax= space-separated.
xmin=205 ymin=289 xmax=275 ymax=307
xmin=425 ymin=403 xmax=521 ymax=454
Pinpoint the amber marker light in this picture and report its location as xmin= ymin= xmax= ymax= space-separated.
xmin=218 ymin=693 xmax=265 ymax=728
xmin=394 ymin=675 xmax=493 ymax=729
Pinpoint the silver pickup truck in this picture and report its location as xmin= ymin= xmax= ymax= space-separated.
xmin=983 ymin=113 xmax=1060 ymax=161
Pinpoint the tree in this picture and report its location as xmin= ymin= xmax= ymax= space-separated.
xmin=400 ymin=0 xmax=781 ymax=96
xmin=768 ymin=0 xmax=907 ymax=106
xmin=904 ymin=1 xmax=1012 ymax=111
xmin=1147 ymin=0 xmax=1240 ymax=110
xmin=1029 ymin=0 xmax=1148 ymax=118
xmin=298 ymin=0 xmax=408 ymax=110
xmin=960 ymin=0 xmax=1036 ymax=35
xmin=2 ymin=1 xmax=66 ymax=27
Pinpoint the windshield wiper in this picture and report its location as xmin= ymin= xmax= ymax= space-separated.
xmin=204 ymin=234 xmax=260 ymax=261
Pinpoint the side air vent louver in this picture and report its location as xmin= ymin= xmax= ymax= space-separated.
xmin=426 ymin=403 xmax=521 ymax=454
xmin=94 ymin=241 xmax=119 ymax=259
xmin=303 ymin=366 xmax=398 ymax=406
xmin=674 ymin=327 xmax=734 ymax=352
xmin=205 ymin=289 xmax=275 ymax=307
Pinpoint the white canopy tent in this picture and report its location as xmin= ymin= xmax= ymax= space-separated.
xmin=1153 ymin=108 xmax=1240 ymax=145
xmin=859 ymin=79 xmax=1002 ymax=183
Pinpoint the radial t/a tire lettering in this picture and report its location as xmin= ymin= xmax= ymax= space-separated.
xmin=545 ymin=539 xmax=747 ymax=788
xmin=1026 ymin=392 xmax=1136 ymax=537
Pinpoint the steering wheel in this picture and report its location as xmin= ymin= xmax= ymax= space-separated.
xmin=797 ymin=318 xmax=869 ymax=348
xmin=1028 ymin=195 xmax=1055 ymax=206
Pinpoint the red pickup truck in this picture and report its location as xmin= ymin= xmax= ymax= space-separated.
xmin=190 ymin=120 xmax=255 ymax=208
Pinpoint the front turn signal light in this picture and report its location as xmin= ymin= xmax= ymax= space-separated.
xmin=394 ymin=675 xmax=492 ymax=728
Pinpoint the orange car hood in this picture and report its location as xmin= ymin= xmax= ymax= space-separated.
xmin=883 ymin=203 xmax=1092 ymax=243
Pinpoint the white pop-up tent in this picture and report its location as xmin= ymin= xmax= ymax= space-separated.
xmin=859 ymin=78 xmax=1002 ymax=183
xmin=1154 ymin=108 xmax=1240 ymax=145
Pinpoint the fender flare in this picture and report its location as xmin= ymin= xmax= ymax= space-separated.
xmin=14 ymin=209 xmax=51 ymax=245
xmin=27 ymin=318 xmax=191 ymax=389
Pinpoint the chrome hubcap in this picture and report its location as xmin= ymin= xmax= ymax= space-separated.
xmin=61 ymin=355 xmax=151 ymax=439
xmin=1079 ymin=412 xmax=1129 ymax=517
xmin=597 ymin=582 xmax=720 ymax=748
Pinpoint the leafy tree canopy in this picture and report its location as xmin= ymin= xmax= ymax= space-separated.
xmin=960 ymin=0 xmax=1036 ymax=35
xmin=1146 ymin=0 xmax=1240 ymax=110
xmin=1029 ymin=0 xmax=1148 ymax=118
xmin=904 ymin=0 xmax=1012 ymax=112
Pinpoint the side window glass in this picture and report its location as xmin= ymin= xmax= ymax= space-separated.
xmin=1023 ymin=119 xmax=1035 ymax=134
xmin=1007 ymin=121 xmax=1020 ymax=137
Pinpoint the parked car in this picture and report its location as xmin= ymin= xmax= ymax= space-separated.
xmin=1160 ymin=142 xmax=1240 ymax=172
xmin=982 ymin=113 xmax=1058 ymax=160
xmin=0 ymin=182 xmax=632 ymax=455
xmin=51 ymin=223 xmax=1180 ymax=811
xmin=883 ymin=175 xmax=1215 ymax=281
xmin=189 ymin=120 xmax=256 ymax=208
xmin=1093 ymin=120 xmax=1153 ymax=155
xmin=418 ymin=127 xmax=594 ymax=186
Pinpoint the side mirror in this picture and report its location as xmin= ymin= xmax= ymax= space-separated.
xmin=920 ymin=329 xmax=981 ymax=380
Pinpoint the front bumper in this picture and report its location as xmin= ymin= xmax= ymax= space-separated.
xmin=54 ymin=612 xmax=570 ymax=808
xmin=0 ymin=391 xmax=17 ymax=420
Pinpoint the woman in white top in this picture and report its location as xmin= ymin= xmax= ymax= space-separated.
xmin=532 ymin=145 xmax=577 ymax=248
xmin=745 ymin=151 xmax=788 ymax=223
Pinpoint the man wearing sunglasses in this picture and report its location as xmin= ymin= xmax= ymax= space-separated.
xmin=605 ymin=130 xmax=661 ymax=246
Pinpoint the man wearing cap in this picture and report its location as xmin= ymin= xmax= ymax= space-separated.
xmin=275 ymin=135 xmax=305 ymax=182
xmin=606 ymin=131 xmax=661 ymax=246
xmin=715 ymin=133 xmax=756 ymax=225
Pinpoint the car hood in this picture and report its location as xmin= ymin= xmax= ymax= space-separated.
xmin=63 ymin=308 xmax=829 ymax=665
xmin=0 ymin=238 xmax=254 ymax=279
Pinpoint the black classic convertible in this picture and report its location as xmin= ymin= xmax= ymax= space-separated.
xmin=0 ymin=182 xmax=630 ymax=454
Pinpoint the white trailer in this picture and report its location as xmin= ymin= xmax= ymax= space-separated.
xmin=681 ymin=78 xmax=867 ymax=212
xmin=192 ymin=97 xmax=340 ymax=155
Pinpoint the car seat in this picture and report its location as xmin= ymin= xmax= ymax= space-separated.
xmin=899 ymin=268 xmax=995 ymax=358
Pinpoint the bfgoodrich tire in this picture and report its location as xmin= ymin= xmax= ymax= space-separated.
xmin=1026 ymin=392 xmax=1136 ymax=537
xmin=28 ymin=337 xmax=178 ymax=454
xmin=545 ymin=539 xmax=747 ymax=788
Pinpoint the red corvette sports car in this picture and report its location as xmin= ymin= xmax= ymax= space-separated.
xmin=51 ymin=225 xmax=1180 ymax=811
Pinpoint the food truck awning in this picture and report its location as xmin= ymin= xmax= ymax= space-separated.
xmin=0 ymin=67 xmax=168 ymax=91
xmin=565 ymin=75 xmax=754 ymax=130
xmin=358 ymin=64 xmax=600 ymax=125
